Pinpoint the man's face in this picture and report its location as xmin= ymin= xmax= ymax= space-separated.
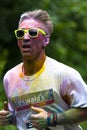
xmin=17 ymin=19 xmax=48 ymax=60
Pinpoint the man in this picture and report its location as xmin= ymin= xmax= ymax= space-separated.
xmin=0 ymin=9 xmax=87 ymax=130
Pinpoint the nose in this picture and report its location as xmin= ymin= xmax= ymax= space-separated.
xmin=23 ymin=32 xmax=30 ymax=39
xmin=22 ymin=32 xmax=31 ymax=43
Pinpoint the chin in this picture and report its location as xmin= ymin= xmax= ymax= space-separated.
xmin=22 ymin=54 xmax=34 ymax=60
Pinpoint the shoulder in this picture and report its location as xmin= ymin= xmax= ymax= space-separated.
xmin=45 ymin=56 xmax=82 ymax=79
xmin=46 ymin=56 xmax=78 ymax=72
xmin=3 ymin=63 xmax=23 ymax=80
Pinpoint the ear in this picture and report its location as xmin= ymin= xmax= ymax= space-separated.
xmin=43 ymin=35 xmax=50 ymax=47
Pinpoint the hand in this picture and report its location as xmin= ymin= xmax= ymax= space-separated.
xmin=0 ymin=101 xmax=14 ymax=126
xmin=30 ymin=106 xmax=48 ymax=130
xmin=0 ymin=110 xmax=12 ymax=125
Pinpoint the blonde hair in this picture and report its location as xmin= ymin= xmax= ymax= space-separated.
xmin=19 ymin=9 xmax=53 ymax=36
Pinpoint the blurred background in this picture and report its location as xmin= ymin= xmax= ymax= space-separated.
xmin=0 ymin=0 xmax=87 ymax=129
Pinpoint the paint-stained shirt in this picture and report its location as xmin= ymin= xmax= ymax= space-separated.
xmin=3 ymin=56 xmax=87 ymax=130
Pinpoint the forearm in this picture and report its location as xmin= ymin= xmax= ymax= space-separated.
xmin=57 ymin=107 xmax=87 ymax=125
xmin=30 ymin=106 xmax=87 ymax=129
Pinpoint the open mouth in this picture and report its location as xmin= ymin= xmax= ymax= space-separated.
xmin=22 ymin=44 xmax=31 ymax=48
xmin=21 ymin=44 xmax=32 ymax=54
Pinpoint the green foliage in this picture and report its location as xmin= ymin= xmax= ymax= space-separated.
xmin=0 ymin=0 xmax=87 ymax=129
xmin=0 ymin=125 xmax=17 ymax=130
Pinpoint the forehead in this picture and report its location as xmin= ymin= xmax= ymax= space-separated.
xmin=19 ymin=19 xmax=45 ymax=29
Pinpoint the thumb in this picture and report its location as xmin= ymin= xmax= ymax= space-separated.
xmin=4 ymin=101 xmax=8 ymax=111
xmin=31 ymin=106 xmax=44 ymax=113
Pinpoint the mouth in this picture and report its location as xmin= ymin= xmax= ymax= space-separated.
xmin=21 ymin=44 xmax=32 ymax=53
xmin=22 ymin=44 xmax=31 ymax=48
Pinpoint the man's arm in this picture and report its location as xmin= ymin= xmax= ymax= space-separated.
xmin=30 ymin=106 xmax=87 ymax=129
xmin=57 ymin=107 xmax=87 ymax=125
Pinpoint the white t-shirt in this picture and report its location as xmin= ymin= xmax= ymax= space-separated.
xmin=3 ymin=56 xmax=87 ymax=130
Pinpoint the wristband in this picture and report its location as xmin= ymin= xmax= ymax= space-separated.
xmin=47 ymin=112 xmax=57 ymax=127
xmin=53 ymin=112 xmax=57 ymax=126
xmin=47 ymin=112 xmax=53 ymax=126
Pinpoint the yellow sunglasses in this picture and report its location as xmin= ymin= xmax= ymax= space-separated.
xmin=14 ymin=28 xmax=46 ymax=39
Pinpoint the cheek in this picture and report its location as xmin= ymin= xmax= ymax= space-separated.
xmin=34 ymin=36 xmax=44 ymax=47
xmin=18 ymin=40 xmax=22 ymax=47
xmin=37 ymin=35 xmax=44 ymax=41
xmin=34 ymin=35 xmax=44 ymax=44
xmin=32 ymin=36 xmax=44 ymax=50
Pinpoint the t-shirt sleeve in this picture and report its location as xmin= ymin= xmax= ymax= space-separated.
xmin=3 ymin=73 xmax=15 ymax=111
xmin=3 ymin=73 xmax=16 ymax=124
xmin=60 ymin=69 xmax=87 ymax=108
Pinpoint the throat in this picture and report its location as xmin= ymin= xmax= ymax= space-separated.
xmin=22 ymin=55 xmax=46 ymax=76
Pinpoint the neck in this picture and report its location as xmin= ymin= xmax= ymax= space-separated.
xmin=22 ymin=53 xmax=46 ymax=76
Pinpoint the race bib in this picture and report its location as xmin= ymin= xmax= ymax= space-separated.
xmin=10 ymin=89 xmax=54 ymax=111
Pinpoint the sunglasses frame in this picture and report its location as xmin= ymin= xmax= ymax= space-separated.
xmin=14 ymin=28 xmax=46 ymax=39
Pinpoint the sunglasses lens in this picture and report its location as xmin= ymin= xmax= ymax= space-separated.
xmin=16 ymin=30 xmax=24 ymax=38
xmin=29 ymin=29 xmax=38 ymax=37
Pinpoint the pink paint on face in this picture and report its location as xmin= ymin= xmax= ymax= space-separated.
xmin=18 ymin=18 xmax=46 ymax=59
